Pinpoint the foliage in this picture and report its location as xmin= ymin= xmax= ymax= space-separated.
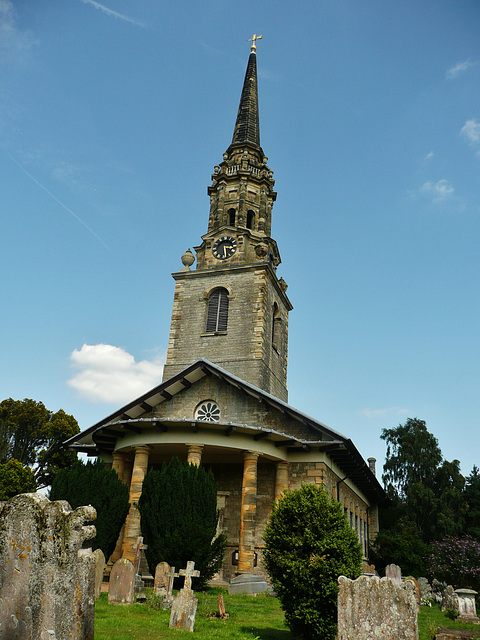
xmin=263 ymin=484 xmax=362 ymax=640
xmin=0 ymin=458 xmax=37 ymax=499
xmin=371 ymin=519 xmax=427 ymax=576
xmin=375 ymin=418 xmax=467 ymax=575
xmin=138 ymin=457 xmax=227 ymax=590
xmin=0 ymin=398 xmax=79 ymax=489
xmin=425 ymin=535 xmax=480 ymax=590
xmin=50 ymin=458 xmax=130 ymax=560
xmin=463 ymin=466 xmax=480 ymax=538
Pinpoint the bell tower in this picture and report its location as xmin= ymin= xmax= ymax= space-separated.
xmin=163 ymin=37 xmax=292 ymax=401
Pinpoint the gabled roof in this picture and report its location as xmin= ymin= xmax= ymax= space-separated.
xmin=65 ymin=359 xmax=385 ymax=503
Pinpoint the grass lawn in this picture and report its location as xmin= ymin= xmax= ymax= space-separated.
xmin=95 ymin=589 xmax=480 ymax=640
xmin=419 ymin=602 xmax=480 ymax=640
xmin=95 ymin=588 xmax=293 ymax=640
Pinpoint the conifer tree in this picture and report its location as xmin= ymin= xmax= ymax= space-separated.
xmin=138 ymin=457 xmax=227 ymax=590
xmin=50 ymin=458 xmax=130 ymax=560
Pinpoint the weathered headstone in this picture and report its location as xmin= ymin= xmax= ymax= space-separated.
xmin=108 ymin=557 xmax=135 ymax=605
xmin=228 ymin=573 xmax=268 ymax=595
xmin=385 ymin=563 xmax=402 ymax=582
xmin=455 ymin=588 xmax=479 ymax=621
xmin=93 ymin=548 xmax=106 ymax=599
xmin=441 ymin=585 xmax=459 ymax=614
xmin=169 ymin=561 xmax=200 ymax=632
xmin=418 ymin=577 xmax=433 ymax=603
xmin=337 ymin=574 xmax=418 ymax=640
xmin=0 ymin=492 xmax=96 ymax=640
xmin=154 ymin=561 xmax=172 ymax=595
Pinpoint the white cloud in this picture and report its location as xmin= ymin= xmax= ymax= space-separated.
xmin=0 ymin=0 xmax=38 ymax=66
xmin=361 ymin=407 xmax=409 ymax=419
xmin=421 ymin=179 xmax=454 ymax=202
xmin=461 ymin=119 xmax=480 ymax=144
xmin=424 ymin=151 xmax=434 ymax=161
xmin=68 ymin=344 xmax=165 ymax=403
xmin=446 ymin=59 xmax=476 ymax=79
xmin=81 ymin=0 xmax=146 ymax=28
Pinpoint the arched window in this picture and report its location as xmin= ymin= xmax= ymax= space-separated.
xmin=228 ymin=208 xmax=236 ymax=226
xmin=206 ymin=287 xmax=229 ymax=333
xmin=246 ymin=210 xmax=255 ymax=230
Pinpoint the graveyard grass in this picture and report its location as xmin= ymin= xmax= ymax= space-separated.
xmin=94 ymin=588 xmax=293 ymax=640
xmin=95 ymin=588 xmax=480 ymax=640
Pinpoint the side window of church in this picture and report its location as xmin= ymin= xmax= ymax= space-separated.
xmin=206 ymin=287 xmax=229 ymax=332
xmin=272 ymin=302 xmax=281 ymax=351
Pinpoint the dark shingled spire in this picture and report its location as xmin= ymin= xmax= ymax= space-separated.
xmin=231 ymin=52 xmax=260 ymax=148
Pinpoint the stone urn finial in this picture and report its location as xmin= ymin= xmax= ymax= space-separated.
xmin=181 ymin=249 xmax=195 ymax=270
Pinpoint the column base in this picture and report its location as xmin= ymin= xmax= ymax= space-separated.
xmin=228 ymin=574 xmax=268 ymax=595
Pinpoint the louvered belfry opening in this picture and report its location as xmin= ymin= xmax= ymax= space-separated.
xmin=206 ymin=287 xmax=229 ymax=333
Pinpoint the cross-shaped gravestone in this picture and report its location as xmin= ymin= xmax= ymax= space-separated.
xmin=178 ymin=561 xmax=200 ymax=591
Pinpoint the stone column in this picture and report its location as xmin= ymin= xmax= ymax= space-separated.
xmin=112 ymin=451 xmax=126 ymax=481
xmin=274 ymin=461 xmax=289 ymax=501
xmin=186 ymin=444 xmax=203 ymax=466
xmin=237 ymin=451 xmax=259 ymax=574
xmin=121 ymin=445 xmax=151 ymax=563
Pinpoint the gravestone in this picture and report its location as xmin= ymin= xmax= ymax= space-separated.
xmin=441 ymin=585 xmax=459 ymax=614
xmin=338 ymin=574 xmax=418 ymax=640
xmin=108 ymin=557 xmax=135 ymax=605
xmin=455 ymin=588 xmax=478 ymax=621
xmin=418 ymin=577 xmax=433 ymax=603
xmin=0 ymin=492 xmax=96 ymax=640
xmin=154 ymin=561 xmax=172 ymax=595
xmin=93 ymin=548 xmax=106 ymax=599
xmin=228 ymin=573 xmax=268 ymax=595
xmin=385 ymin=563 xmax=402 ymax=582
xmin=169 ymin=561 xmax=200 ymax=632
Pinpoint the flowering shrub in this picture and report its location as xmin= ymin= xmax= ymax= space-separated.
xmin=425 ymin=536 xmax=480 ymax=590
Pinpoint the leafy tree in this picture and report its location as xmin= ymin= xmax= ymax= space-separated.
xmin=0 ymin=458 xmax=37 ymax=500
xmin=50 ymin=459 xmax=130 ymax=560
xmin=464 ymin=466 xmax=480 ymax=539
xmin=263 ymin=484 xmax=362 ymax=640
xmin=0 ymin=398 xmax=79 ymax=489
xmin=375 ymin=418 xmax=467 ymax=575
xmin=138 ymin=457 xmax=227 ymax=590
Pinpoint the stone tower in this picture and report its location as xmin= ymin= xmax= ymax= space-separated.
xmin=163 ymin=41 xmax=292 ymax=401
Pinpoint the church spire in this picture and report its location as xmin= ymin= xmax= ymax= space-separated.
xmin=231 ymin=46 xmax=260 ymax=149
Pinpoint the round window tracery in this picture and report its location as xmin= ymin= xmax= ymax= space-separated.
xmin=195 ymin=400 xmax=220 ymax=422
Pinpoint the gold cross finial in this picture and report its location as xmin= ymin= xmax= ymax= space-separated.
xmin=248 ymin=33 xmax=262 ymax=52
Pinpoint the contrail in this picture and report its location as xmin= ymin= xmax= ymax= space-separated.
xmin=80 ymin=0 xmax=147 ymax=28
xmin=1 ymin=145 xmax=110 ymax=251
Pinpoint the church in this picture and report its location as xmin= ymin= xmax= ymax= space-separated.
xmin=66 ymin=38 xmax=385 ymax=582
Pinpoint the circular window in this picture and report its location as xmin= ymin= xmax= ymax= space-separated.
xmin=195 ymin=400 xmax=220 ymax=422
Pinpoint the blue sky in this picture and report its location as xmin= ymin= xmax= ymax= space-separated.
xmin=1 ymin=0 xmax=479 ymax=478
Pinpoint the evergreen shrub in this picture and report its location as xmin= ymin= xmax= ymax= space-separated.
xmin=138 ymin=457 xmax=227 ymax=590
xmin=50 ymin=458 xmax=130 ymax=560
xmin=0 ymin=458 xmax=37 ymax=499
xmin=263 ymin=484 xmax=362 ymax=640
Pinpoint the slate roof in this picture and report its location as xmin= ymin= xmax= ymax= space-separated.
xmin=230 ymin=51 xmax=261 ymax=149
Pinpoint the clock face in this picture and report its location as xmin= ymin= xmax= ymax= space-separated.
xmin=212 ymin=235 xmax=237 ymax=260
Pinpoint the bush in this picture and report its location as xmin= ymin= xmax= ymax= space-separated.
xmin=50 ymin=458 xmax=130 ymax=560
xmin=138 ymin=457 xmax=227 ymax=590
xmin=425 ymin=535 xmax=480 ymax=590
xmin=263 ymin=484 xmax=362 ymax=640
xmin=0 ymin=458 xmax=37 ymax=499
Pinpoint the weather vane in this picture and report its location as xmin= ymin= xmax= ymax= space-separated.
xmin=248 ymin=33 xmax=263 ymax=52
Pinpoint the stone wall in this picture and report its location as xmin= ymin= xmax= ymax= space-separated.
xmin=162 ymin=263 xmax=289 ymax=401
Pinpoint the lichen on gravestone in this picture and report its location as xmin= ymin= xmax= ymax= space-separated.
xmin=0 ymin=492 xmax=96 ymax=640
